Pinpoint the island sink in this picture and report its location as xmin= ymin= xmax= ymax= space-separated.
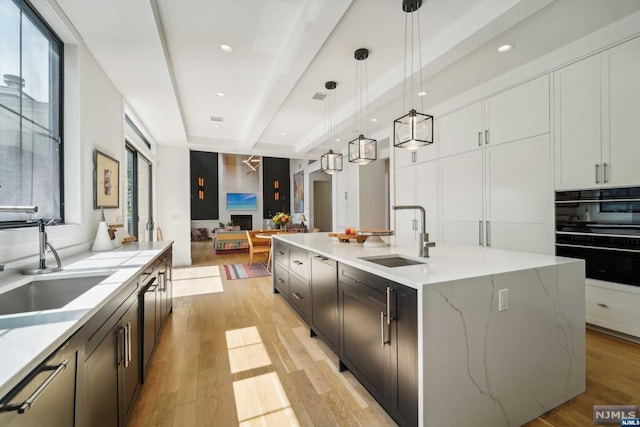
xmin=0 ymin=275 xmax=110 ymax=316
xmin=359 ymin=254 xmax=427 ymax=268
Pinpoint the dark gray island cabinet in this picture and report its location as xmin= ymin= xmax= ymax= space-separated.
xmin=273 ymin=240 xmax=418 ymax=427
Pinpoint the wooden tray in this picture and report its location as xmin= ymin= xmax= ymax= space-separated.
xmin=328 ymin=233 xmax=369 ymax=243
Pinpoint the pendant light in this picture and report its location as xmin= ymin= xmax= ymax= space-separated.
xmin=348 ymin=48 xmax=377 ymax=165
xmin=320 ymin=81 xmax=343 ymax=175
xmin=393 ymin=0 xmax=434 ymax=151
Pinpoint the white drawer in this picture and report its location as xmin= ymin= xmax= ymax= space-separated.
xmin=586 ymin=281 xmax=640 ymax=337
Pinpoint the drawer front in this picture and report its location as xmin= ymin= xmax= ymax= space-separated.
xmin=289 ymin=248 xmax=310 ymax=281
xmin=273 ymin=263 xmax=289 ymax=299
xmin=339 ymin=263 xmax=388 ymax=298
xmin=290 ymin=273 xmax=311 ymax=322
xmin=273 ymin=239 xmax=290 ymax=267
xmin=586 ymin=283 xmax=640 ymax=337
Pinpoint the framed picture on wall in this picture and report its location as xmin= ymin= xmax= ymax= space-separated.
xmin=94 ymin=149 xmax=120 ymax=208
xmin=293 ymin=170 xmax=304 ymax=213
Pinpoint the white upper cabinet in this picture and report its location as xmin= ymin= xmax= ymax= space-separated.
xmin=604 ymin=37 xmax=640 ymax=187
xmin=395 ymin=122 xmax=439 ymax=168
xmin=394 ymin=159 xmax=439 ymax=241
xmin=439 ymin=101 xmax=483 ymax=158
xmin=485 ymin=135 xmax=553 ymax=254
xmin=555 ymin=36 xmax=640 ymax=190
xmin=416 ymin=160 xmax=439 ymax=241
xmin=485 ymin=75 xmax=550 ymax=146
xmin=554 ymin=54 xmax=602 ymax=190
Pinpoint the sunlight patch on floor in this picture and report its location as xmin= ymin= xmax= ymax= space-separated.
xmin=172 ymin=265 xmax=221 ymax=280
xmin=172 ymin=276 xmax=224 ymax=297
xmin=226 ymin=326 xmax=272 ymax=374
xmin=233 ymin=372 xmax=299 ymax=426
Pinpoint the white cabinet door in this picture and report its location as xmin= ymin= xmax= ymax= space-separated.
xmin=440 ymin=150 xmax=483 ymax=246
xmin=604 ymin=37 xmax=640 ymax=187
xmin=440 ymin=101 xmax=483 ymax=158
xmin=485 ymin=75 xmax=549 ymax=146
xmin=346 ymin=161 xmax=359 ymax=229
xmin=394 ymin=166 xmax=417 ymax=241
xmin=485 ymin=135 xmax=553 ymax=254
xmin=416 ymin=160 xmax=439 ymax=241
xmin=554 ymin=55 xmax=602 ymax=190
xmin=395 ymin=138 xmax=438 ymax=168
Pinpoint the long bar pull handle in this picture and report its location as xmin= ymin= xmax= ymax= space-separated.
xmin=380 ymin=312 xmax=387 ymax=347
xmin=292 ymin=292 xmax=302 ymax=300
xmin=479 ymin=220 xmax=483 ymax=246
xmin=9 ymin=361 xmax=69 ymax=414
xmin=486 ymin=221 xmax=491 ymax=247
xmin=123 ymin=324 xmax=129 ymax=368
xmin=386 ymin=287 xmax=395 ymax=325
xmin=478 ymin=131 xmax=482 ymax=146
xmin=126 ymin=322 xmax=132 ymax=365
xmin=485 ymin=129 xmax=489 ymax=144
xmin=595 ymin=164 xmax=600 ymax=184
xmin=603 ymin=162 xmax=608 ymax=183
xmin=597 ymin=303 xmax=609 ymax=308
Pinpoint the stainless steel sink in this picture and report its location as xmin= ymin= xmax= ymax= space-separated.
xmin=359 ymin=254 xmax=427 ymax=268
xmin=0 ymin=275 xmax=110 ymax=316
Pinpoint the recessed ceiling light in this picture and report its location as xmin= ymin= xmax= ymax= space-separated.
xmin=335 ymin=139 xmax=341 ymax=142
xmin=216 ymin=92 xmax=226 ymax=97
xmin=497 ymin=43 xmax=515 ymax=53
xmin=418 ymin=91 xmax=428 ymax=97
xmin=213 ymin=124 xmax=221 ymax=128
xmin=280 ymin=132 xmax=287 ymax=136
xmin=370 ymin=118 xmax=379 ymax=122
xmin=219 ymin=44 xmax=234 ymax=53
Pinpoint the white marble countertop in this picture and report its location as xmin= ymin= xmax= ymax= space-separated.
xmin=274 ymin=233 xmax=580 ymax=289
xmin=0 ymin=241 xmax=173 ymax=398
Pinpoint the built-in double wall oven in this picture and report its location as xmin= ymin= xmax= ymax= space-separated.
xmin=555 ymin=187 xmax=640 ymax=286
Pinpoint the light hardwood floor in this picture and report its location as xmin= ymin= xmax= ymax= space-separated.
xmin=127 ymin=241 xmax=640 ymax=426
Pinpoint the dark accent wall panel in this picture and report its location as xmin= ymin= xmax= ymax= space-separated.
xmin=190 ymin=150 xmax=219 ymax=220
xmin=263 ymin=157 xmax=290 ymax=217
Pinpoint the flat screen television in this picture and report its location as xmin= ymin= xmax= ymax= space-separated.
xmin=226 ymin=193 xmax=257 ymax=211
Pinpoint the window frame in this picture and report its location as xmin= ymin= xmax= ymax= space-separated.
xmin=0 ymin=0 xmax=64 ymax=229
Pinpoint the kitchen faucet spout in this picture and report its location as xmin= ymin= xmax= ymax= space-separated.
xmin=392 ymin=205 xmax=436 ymax=257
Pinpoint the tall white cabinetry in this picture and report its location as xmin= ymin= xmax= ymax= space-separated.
xmin=335 ymin=160 xmax=358 ymax=230
xmin=555 ymin=36 xmax=640 ymax=190
xmin=439 ymin=75 xmax=553 ymax=254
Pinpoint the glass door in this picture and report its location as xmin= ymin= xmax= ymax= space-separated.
xmin=126 ymin=144 xmax=153 ymax=241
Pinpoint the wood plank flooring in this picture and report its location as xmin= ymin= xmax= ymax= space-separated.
xmin=127 ymin=241 xmax=640 ymax=426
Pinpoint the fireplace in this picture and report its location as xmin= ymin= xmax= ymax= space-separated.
xmin=231 ymin=215 xmax=252 ymax=230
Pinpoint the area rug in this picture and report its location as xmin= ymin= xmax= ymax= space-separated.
xmin=224 ymin=263 xmax=271 ymax=280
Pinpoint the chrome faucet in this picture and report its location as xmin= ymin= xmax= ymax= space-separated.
xmin=392 ymin=205 xmax=436 ymax=257
xmin=23 ymin=219 xmax=62 ymax=274
xmin=0 ymin=205 xmax=62 ymax=274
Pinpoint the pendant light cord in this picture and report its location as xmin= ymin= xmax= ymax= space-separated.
xmin=417 ymin=6 xmax=424 ymax=112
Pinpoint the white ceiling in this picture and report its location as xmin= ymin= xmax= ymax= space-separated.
xmin=54 ymin=0 xmax=640 ymax=159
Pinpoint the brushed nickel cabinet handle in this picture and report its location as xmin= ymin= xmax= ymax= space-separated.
xmin=292 ymin=292 xmax=302 ymax=300
xmin=597 ymin=302 xmax=609 ymax=308
xmin=380 ymin=312 xmax=386 ymax=347
xmin=603 ymin=162 xmax=608 ymax=183
xmin=478 ymin=220 xmax=483 ymax=246
xmin=486 ymin=221 xmax=491 ymax=247
xmin=126 ymin=322 xmax=132 ymax=365
xmin=485 ymin=129 xmax=489 ymax=144
xmin=595 ymin=164 xmax=600 ymax=184
xmin=478 ymin=131 xmax=482 ymax=146
xmin=2 ymin=360 xmax=69 ymax=414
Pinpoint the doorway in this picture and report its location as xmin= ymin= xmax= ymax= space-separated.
xmin=126 ymin=144 xmax=154 ymax=241
xmin=311 ymin=170 xmax=332 ymax=231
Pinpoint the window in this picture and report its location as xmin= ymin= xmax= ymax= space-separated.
xmin=126 ymin=144 xmax=153 ymax=241
xmin=0 ymin=0 xmax=63 ymax=226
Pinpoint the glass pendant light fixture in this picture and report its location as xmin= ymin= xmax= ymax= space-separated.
xmin=348 ymin=48 xmax=377 ymax=165
xmin=320 ymin=81 xmax=343 ymax=174
xmin=393 ymin=0 xmax=434 ymax=151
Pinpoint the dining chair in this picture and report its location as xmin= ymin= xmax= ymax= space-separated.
xmin=246 ymin=230 xmax=271 ymax=265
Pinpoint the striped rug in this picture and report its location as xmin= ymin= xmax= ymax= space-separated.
xmin=224 ymin=263 xmax=271 ymax=280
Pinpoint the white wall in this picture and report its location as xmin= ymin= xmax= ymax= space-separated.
xmin=156 ymin=146 xmax=191 ymax=266
xmin=289 ymin=159 xmax=322 ymax=228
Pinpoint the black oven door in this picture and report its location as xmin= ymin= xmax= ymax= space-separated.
xmin=556 ymin=244 xmax=640 ymax=286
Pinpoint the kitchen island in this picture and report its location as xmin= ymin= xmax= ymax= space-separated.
xmin=272 ymin=232 xmax=585 ymax=427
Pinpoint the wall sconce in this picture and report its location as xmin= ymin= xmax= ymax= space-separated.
xmin=198 ymin=177 xmax=204 ymax=200
xmin=274 ymin=179 xmax=280 ymax=200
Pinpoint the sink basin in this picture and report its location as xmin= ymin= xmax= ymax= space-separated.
xmin=0 ymin=275 xmax=110 ymax=316
xmin=359 ymin=255 xmax=427 ymax=268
